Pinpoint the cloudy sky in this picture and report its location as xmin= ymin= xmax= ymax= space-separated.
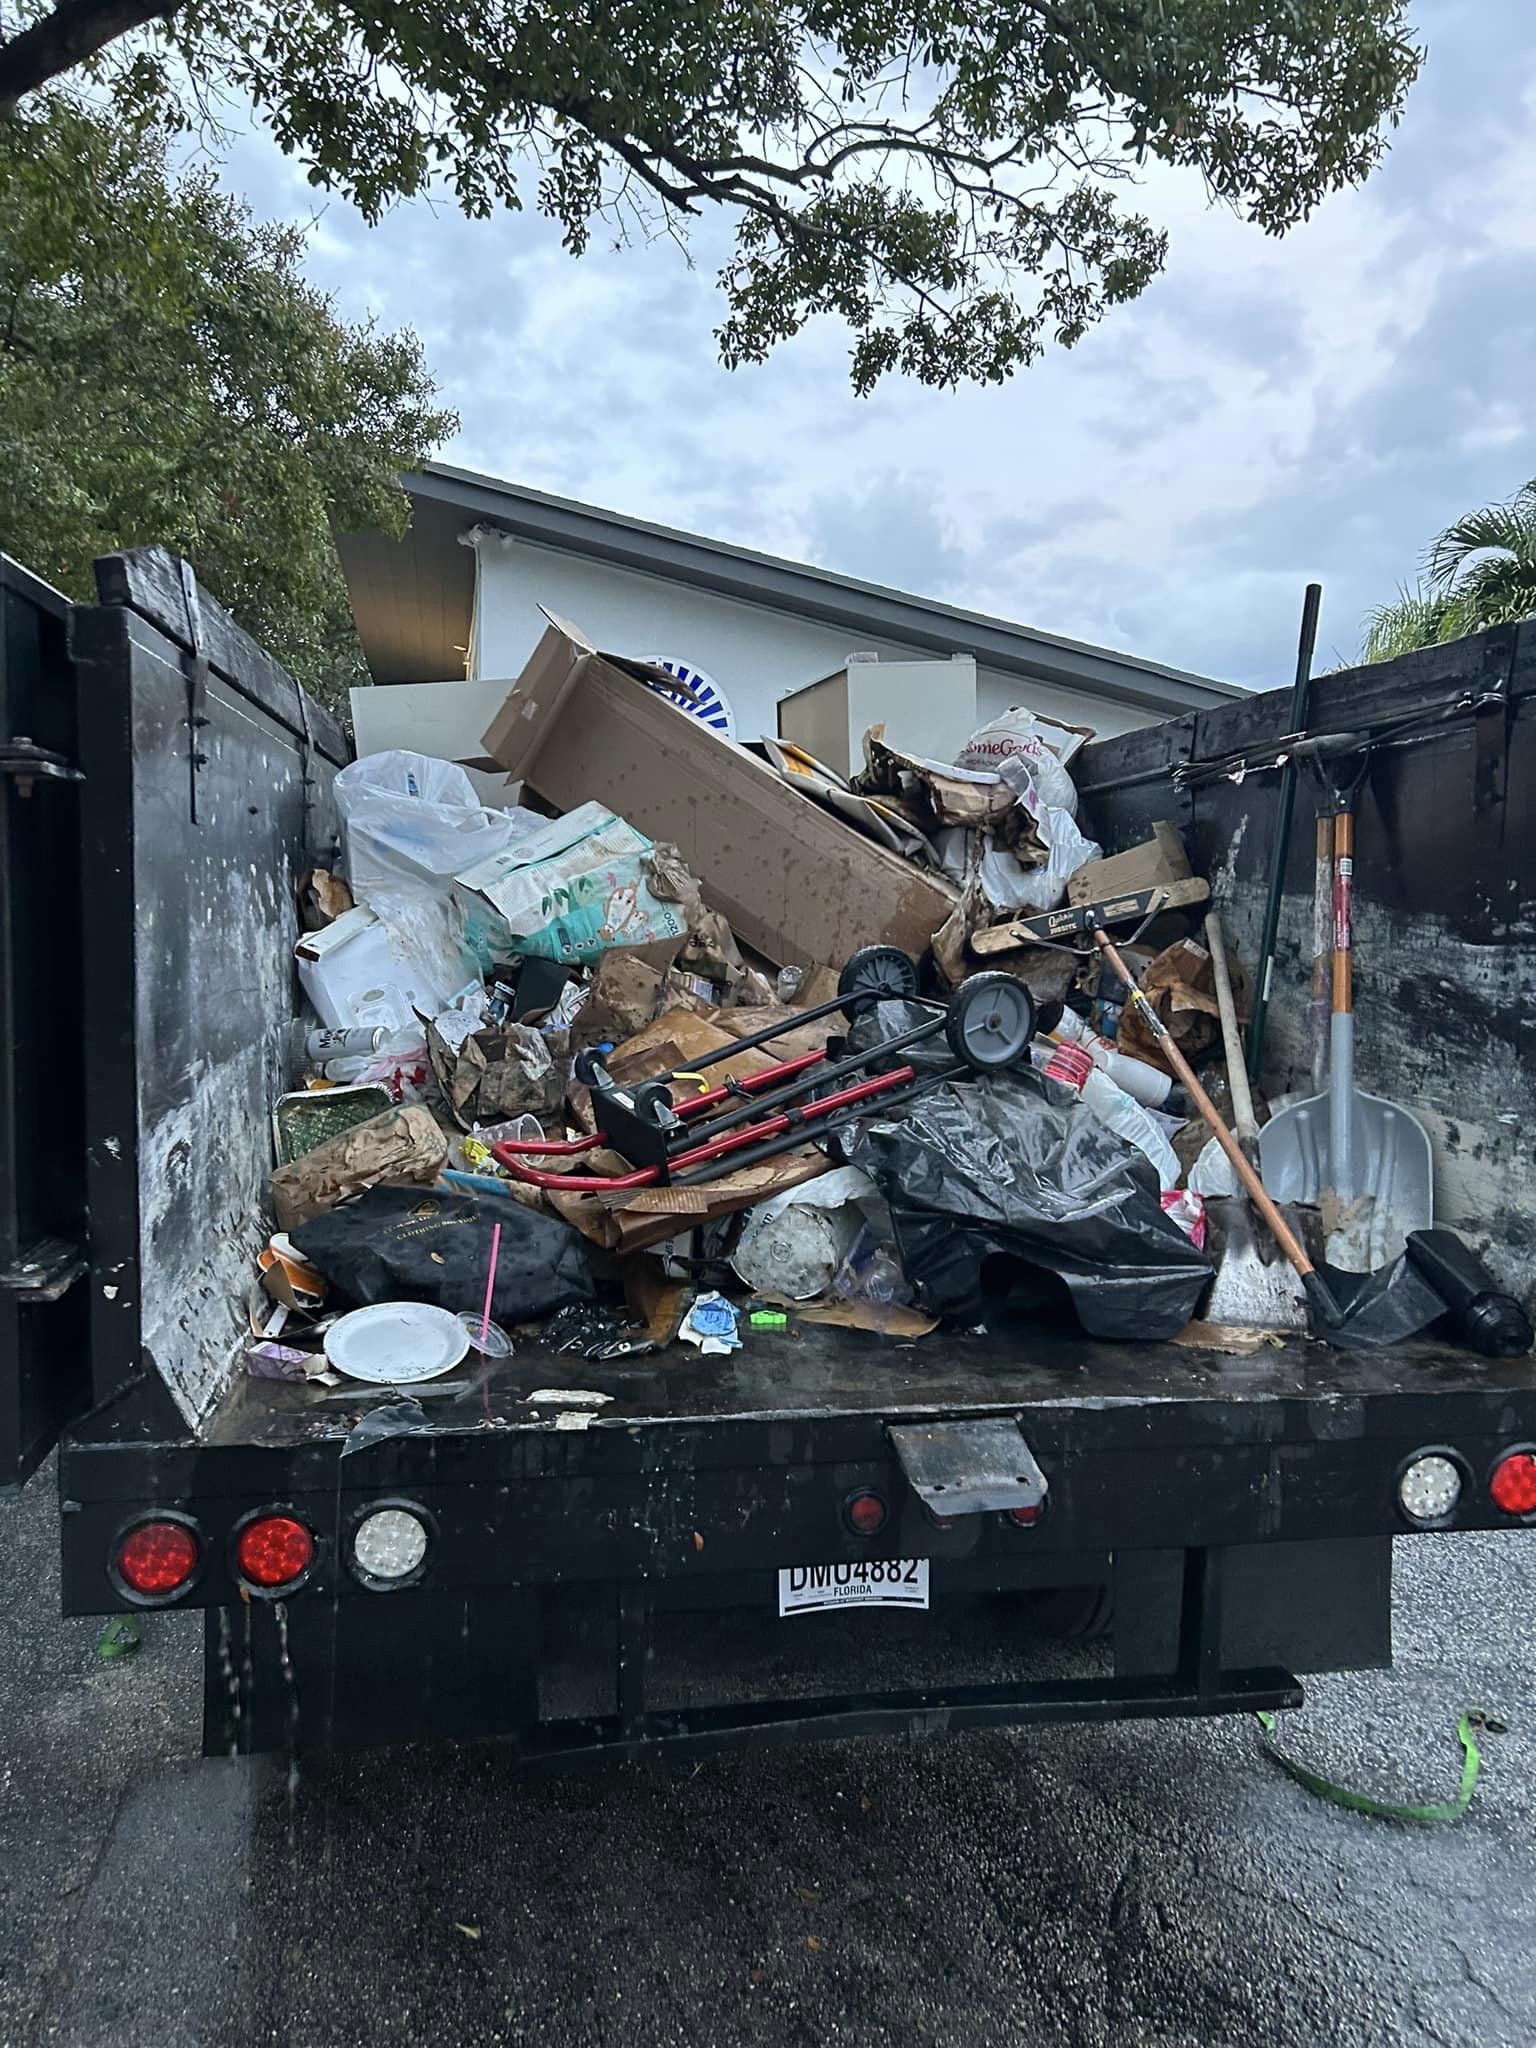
xmin=225 ymin=0 xmax=1536 ymax=690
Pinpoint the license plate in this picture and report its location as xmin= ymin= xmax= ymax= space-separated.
xmin=778 ymin=1559 xmax=930 ymax=1617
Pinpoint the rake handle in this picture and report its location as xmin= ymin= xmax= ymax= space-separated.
xmin=1204 ymin=908 xmax=1257 ymax=1145
xmin=1093 ymin=930 xmax=1315 ymax=1279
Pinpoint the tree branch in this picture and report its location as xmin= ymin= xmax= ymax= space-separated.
xmin=0 ymin=0 xmax=180 ymax=111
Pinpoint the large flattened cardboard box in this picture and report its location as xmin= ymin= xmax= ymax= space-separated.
xmin=481 ymin=613 xmax=958 ymax=969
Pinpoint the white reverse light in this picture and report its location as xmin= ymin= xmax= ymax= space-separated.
xmin=352 ymin=1507 xmax=430 ymax=1584
xmin=1397 ymin=1453 xmax=1462 ymax=1525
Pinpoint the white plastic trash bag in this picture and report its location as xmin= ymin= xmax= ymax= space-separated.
xmin=334 ymin=751 xmax=526 ymax=1011
xmin=335 ymin=751 xmax=523 ymax=896
xmin=731 ymin=1167 xmax=892 ymax=1301
xmin=996 ymin=756 xmax=1100 ymax=909
xmin=935 ymin=757 xmax=1100 ymax=916
xmin=953 ymin=708 xmax=1091 ymax=815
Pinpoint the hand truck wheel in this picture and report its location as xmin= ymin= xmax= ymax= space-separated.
xmin=631 ymin=1077 xmax=677 ymax=1125
xmin=837 ymin=945 xmax=920 ymax=1008
xmin=573 ymin=1047 xmax=610 ymax=1088
xmin=945 ymin=972 xmax=1037 ymax=1071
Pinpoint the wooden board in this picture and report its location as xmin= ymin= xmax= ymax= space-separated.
xmin=969 ymin=876 xmax=1210 ymax=955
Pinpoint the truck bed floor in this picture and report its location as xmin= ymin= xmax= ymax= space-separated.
xmin=202 ymin=1319 xmax=1536 ymax=1450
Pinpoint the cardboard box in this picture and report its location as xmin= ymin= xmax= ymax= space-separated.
xmin=778 ymin=653 xmax=979 ymax=779
xmin=549 ymin=1149 xmax=830 ymax=1255
xmin=350 ymin=678 xmax=525 ymax=809
xmin=481 ymin=613 xmax=958 ymax=969
xmin=1067 ymin=822 xmax=1191 ymax=907
xmin=295 ymin=904 xmax=437 ymax=1034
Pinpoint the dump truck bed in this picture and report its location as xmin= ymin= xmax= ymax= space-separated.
xmin=58 ymin=1314 xmax=1536 ymax=1758
xmin=200 ymin=1321 xmax=1536 ymax=1450
xmin=10 ymin=547 xmax=1535 ymax=1761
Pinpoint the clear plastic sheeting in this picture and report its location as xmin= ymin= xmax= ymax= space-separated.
xmin=841 ymin=1006 xmax=1211 ymax=1340
xmin=333 ymin=750 xmax=526 ymax=1005
xmin=335 ymin=751 xmax=524 ymax=896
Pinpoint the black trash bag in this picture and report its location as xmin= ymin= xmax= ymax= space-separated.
xmin=293 ymin=1185 xmax=593 ymax=1325
xmin=1304 ymin=1255 xmax=1449 ymax=1351
xmin=841 ymin=998 xmax=959 ymax=1078
xmin=840 ymin=1049 xmax=1211 ymax=1342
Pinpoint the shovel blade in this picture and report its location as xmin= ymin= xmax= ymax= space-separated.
xmin=1201 ymin=1196 xmax=1311 ymax=1331
xmin=1259 ymin=1089 xmax=1433 ymax=1271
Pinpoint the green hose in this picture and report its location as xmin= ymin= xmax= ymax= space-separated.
xmin=1254 ymin=1708 xmax=1502 ymax=1824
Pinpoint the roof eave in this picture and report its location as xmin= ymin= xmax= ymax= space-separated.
xmin=404 ymin=463 xmax=1238 ymax=717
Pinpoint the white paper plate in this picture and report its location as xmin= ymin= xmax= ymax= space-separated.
xmin=323 ymin=1302 xmax=471 ymax=1384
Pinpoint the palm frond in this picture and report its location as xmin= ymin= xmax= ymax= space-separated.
xmin=1361 ymin=584 xmax=1468 ymax=664
xmin=1425 ymin=478 xmax=1536 ymax=589
xmin=1455 ymin=552 xmax=1536 ymax=626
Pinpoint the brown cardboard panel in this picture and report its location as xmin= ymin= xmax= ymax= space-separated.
xmin=482 ymin=619 xmax=957 ymax=969
xmin=1067 ymin=821 xmax=1191 ymax=906
xmin=548 ymin=1151 xmax=829 ymax=1254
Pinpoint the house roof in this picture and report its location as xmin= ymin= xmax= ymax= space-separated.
xmin=337 ymin=458 xmax=1242 ymax=715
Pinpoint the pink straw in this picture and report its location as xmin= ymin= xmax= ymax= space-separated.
xmin=479 ymin=1221 xmax=502 ymax=1347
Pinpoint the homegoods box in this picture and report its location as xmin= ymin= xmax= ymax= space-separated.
xmin=452 ymin=801 xmax=688 ymax=967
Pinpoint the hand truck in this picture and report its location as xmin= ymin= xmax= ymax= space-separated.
xmin=490 ymin=948 xmax=1037 ymax=1192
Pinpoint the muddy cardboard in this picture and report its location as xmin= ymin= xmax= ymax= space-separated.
xmin=481 ymin=612 xmax=957 ymax=969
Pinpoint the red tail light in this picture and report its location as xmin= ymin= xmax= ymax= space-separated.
xmin=1006 ymin=1502 xmax=1046 ymax=1527
xmin=1489 ymin=1451 xmax=1536 ymax=1518
xmin=236 ymin=1514 xmax=315 ymax=1589
xmin=843 ymin=1489 xmax=887 ymax=1537
xmin=116 ymin=1518 xmax=200 ymax=1598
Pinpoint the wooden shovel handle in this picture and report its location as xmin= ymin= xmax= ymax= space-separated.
xmin=1093 ymin=929 xmax=1315 ymax=1278
xmin=1332 ymin=809 xmax=1354 ymax=1017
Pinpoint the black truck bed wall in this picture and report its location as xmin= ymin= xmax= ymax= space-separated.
xmin=69 ymin=550 xmax=345 ymax=1431
xmin=1077 ymin=621 xmax=1535 ymax=1303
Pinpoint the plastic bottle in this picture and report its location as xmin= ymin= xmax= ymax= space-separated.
xmin=1079 ymin=1069 xmax=1182 ymax=1188
xmin=1034 ymin=1043 xmax=1180 ymax=1188
xmin=316 ymin=1054 xmax=376 ymax=1083
xmin=1050 ymin=1006 xmax=1174 ymax=1110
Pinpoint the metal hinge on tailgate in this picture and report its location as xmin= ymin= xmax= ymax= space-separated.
xmin=0 ymin=737 xmax=83 ymax=796
xmin=888 ymin=1418 xmax=1049 ymax=1515
xmin=0 ymin=1237 xmax=86 ymax=1304
xmin=1471 ymin=624 xmax=1517 ymax=835
xmin=177 ymin=559 xmax=211 ymax=824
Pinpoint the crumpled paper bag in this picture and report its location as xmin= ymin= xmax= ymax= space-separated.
xmin=269 ymin=1104 xmax=447 ymax=1231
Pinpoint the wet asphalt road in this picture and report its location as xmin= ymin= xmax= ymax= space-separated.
xmin=3 ymin=1460 xmax=1534 ymax=2048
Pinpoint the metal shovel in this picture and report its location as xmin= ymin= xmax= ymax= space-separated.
xmin=1258 ymin=804 xmax=1434 ymax=1271
xmin=1090 ymin=928 xmax=1442 ymax=1348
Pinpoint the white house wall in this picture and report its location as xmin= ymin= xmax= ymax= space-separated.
xmin=469 ymin=532 xmax=1146 ymax=748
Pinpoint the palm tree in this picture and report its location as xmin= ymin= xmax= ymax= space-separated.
xmin=1362 ymin=585 xmax=1470 ymax=664
xmin=1361 ymin=478 xmax=1536 ymax=661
